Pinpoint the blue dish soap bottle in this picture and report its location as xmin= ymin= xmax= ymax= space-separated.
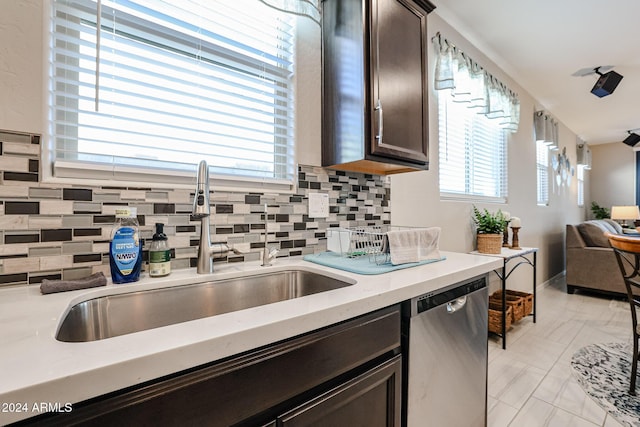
xmin=109 ymin=207 xmax=142 ymax=284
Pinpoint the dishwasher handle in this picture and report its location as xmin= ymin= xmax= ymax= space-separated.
xmin=412 ymin=275 xmax=486 ymax=316
xmin=446 ymin=296 xmax=467 ymax=314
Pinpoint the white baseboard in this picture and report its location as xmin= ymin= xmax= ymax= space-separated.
xmin=538 ymin=270 xmax=566 ymax=290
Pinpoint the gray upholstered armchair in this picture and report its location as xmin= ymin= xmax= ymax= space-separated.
xmin=565 ymin=219 xmax=628 ymax=296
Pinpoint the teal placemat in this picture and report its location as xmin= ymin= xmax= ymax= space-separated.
xmin=303 ymin=252 xmax=446 ymax=275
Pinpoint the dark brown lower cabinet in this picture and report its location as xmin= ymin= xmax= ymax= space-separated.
xmin=14 ymin=305 xmax=401 ymax=427
xmin=277 ymin=356 xmax=402 ymax=427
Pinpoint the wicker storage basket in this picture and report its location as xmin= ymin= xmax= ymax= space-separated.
xmin=476 ymin=234 xmax=503 ymax=254
xmin=488 ymin=301 xmax=513 ymax=334
xmin=505 ymin=290 xmax=533 ymax=316
xmin=490 ymin=291 xmax=525 ymax=322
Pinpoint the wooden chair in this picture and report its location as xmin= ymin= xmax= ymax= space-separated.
xmin=605 ymin=232 xmax=640 ymax=395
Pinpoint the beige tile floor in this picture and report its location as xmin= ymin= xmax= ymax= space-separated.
xmin=487 ymin=275 xmax=634 ymax=427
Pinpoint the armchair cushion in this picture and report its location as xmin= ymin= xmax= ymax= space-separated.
xmin=577 ymin=222 xmax=612 ymax=247
xmin=602 ymin=218 xmax=624 ymax=234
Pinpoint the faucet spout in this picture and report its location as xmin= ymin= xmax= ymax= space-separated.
xmin=261 ymin=203 xmax=279 ymax=266
xmin=193 ymin=160 xmax=210 ymax=218
xmin=193 ymin=160 xmax=235 ymax=274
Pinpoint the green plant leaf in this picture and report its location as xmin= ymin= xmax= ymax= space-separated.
xmin=472 ymin=205 xmax=507 ymax=234
xmin=590 ymin=202 xmax=610 ymax=219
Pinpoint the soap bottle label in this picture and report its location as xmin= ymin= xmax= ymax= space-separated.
xmin=149 ymin=250 xmax=171 ymax=276
xmin=111 ymin=227 xmax=140 ymax=275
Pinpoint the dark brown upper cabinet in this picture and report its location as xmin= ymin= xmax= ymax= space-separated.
xmin=322 ymin=0 xmax=435 ymax=175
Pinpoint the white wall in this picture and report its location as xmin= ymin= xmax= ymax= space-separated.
xmin=390 ymin=13 xmax=587 ymax=289
xmin=0 ymin=0 xmax=43 ymax=134
xmin=589 ymin=142 xmax=636 ymax=214
xmin=293 ymin=18 xmax=322 ymax=167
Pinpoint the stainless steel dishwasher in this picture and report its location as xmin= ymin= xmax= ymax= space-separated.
xmin=403 ymin=274 xmax=488 ymax=427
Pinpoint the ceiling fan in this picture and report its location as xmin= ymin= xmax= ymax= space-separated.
xmin=572 ymin=66 xmax=623 ymax=97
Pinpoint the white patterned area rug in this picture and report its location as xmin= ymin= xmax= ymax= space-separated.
xmin=571 ymin=342 xmax=640 ymax=427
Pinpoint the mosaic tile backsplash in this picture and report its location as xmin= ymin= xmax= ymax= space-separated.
xmin=0 ymin=130 xmax=391 ymax=287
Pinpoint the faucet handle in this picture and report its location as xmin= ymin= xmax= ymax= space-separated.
xmin=230 ymin=246 xmax=248 ymax=255
xmin=262 ymin=246 xmax=279 ymax=267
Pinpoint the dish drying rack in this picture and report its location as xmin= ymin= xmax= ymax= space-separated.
xmin=326 ymin=225 xmax=414 ymax=265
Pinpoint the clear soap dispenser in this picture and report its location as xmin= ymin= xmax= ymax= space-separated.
xmin=149 ymin=222 xmax=171 ymax=277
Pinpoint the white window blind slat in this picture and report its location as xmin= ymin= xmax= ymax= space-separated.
xmin=51 ymin=0 xmax=295 ymax=185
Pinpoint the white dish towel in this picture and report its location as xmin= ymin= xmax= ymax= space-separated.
xmin=386 ymin=227 xmax=441 ymax=265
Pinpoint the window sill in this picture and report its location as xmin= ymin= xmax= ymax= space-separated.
xmin=45 ymin=161 xmax=296 ymax=194
xmin=440 ymin=192 xmax=507 ymax=204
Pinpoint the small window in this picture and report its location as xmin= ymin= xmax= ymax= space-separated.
xmin=438 ymin=93 xmax=507 ymax=202
xmin=536 ymin=141 xmax=549 ymax=206
xmin=49 ymin=0 xmax=295 ymax=189
xmin=577 ymin=165 xmax=585 ymax=207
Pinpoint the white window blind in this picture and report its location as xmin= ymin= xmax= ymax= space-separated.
xmin=536 ymin=141 xmax=549 ymax=206
xmin=577 ymin=165 xmax=585 ymax=207
xmin=438 ymin=93 xmax=507 ymax=202
xmin=50 ymin=0 xmax=295 ymax=187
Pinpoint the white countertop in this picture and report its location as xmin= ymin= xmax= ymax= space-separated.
xmin=0 ymin=252 xmax=502 ymax=424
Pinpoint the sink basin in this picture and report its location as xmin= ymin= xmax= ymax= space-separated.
xmin=56 ymin=269 xmax=354 ymax=342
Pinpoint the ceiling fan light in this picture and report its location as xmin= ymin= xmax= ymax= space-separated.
xmin=623 ymin=132 xmax=640 ymax=147
xmin=591 ymin=70 xmax=623 ymax=98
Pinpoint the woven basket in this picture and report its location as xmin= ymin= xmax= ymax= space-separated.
xmin=488 ymin=301 xmax=513 ymax=334
xmin=477 ymin=234 xmax=503 ymax=254
xmin=505 ymin=290 xmax=533 ymax=316
xmin=491 ymin=291 xmax=525 ymax=322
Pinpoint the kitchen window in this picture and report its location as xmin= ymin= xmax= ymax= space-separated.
xmin=438 ymin=93 xmax=507 ymax=202
xmin=536 ymin=141 xmax=549 ymax=206
xmin=49 ymin=0 xmax=295 ymax=189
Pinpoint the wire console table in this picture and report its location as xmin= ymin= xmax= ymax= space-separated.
xmin=470 ymin=247 xmax=538 ymax=350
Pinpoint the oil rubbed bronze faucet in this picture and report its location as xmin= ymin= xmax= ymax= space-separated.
xmin=192 ymin=160 xmax=240 ymax=274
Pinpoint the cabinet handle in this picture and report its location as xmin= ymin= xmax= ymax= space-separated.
xmin=375 ymin=99 xmax=383 ymax=144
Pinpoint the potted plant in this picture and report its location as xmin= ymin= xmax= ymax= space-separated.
xmin=590 ymin=202 xmax=610 ymax=219
xmin=472 ymin=206 xmax=508 ymax=254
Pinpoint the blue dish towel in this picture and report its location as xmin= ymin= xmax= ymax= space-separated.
xmin=303 ymin=252 xmax=446 ymax=275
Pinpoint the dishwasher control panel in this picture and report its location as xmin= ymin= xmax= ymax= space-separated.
xmin=415 ymin=275 xmax=487 ymax=315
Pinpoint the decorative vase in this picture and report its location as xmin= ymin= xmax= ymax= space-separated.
xmin=477 ymin=233 xmax=503 ymax=254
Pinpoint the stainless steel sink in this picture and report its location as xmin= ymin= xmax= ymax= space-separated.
xmin=56 ymin=269 xmax=354 ymax=342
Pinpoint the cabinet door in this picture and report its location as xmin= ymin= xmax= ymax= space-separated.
xmin=277 ymin=356 xmax=402 ymax=427
xmin=370 ymin=0 xmax=430 ymax=165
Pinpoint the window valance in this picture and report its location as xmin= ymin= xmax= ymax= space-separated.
xmin=258 ymin=0 xmax=320 ymax=25
xmin=433 ymin=33 xmax=520 ymax=133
